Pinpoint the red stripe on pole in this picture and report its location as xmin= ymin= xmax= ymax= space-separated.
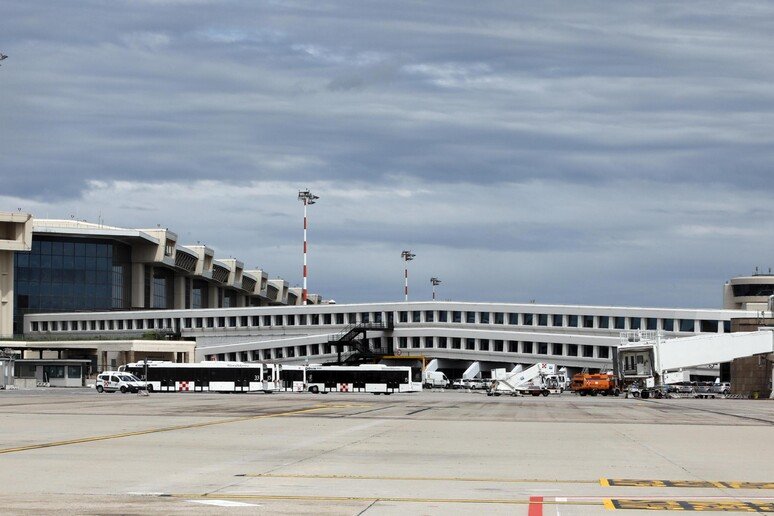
xmin=303 ymin=241 xmax=307 ymax=253
xmin=528 ymin=496 xmax=543 ymax=516
xmin=302 ymin=289 xmax=307 ymax=302
xmin=303 ymin=265 xmax=307 ymax=277
xmin=304 ymin=217 xmax=307 ymax=230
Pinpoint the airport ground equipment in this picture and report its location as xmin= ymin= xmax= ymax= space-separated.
xmin=571 ymin=372 xmax=621 ymax=396
xmin=422 ymin=370 xmax=449 ymax=388
xmin=616 ymin=329 xmax=774 ymax=399
xmin=487 ymin=362 xmax=557 ymax=396
xmin=120 ymin=360 xmax=280 ymax=393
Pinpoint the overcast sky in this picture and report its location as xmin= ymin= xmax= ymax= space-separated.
xmin=2 ymin=1 xmax=773 ymax=308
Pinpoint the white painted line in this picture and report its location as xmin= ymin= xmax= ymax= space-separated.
xmin=555 ymin=497 xmax=568 ymax=502
xmin=187 ymin=499 xmax=262 ymax=507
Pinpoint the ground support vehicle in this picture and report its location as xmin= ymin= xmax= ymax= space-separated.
xmin=120 ymin=361 xmax=279 ymax=393
xmin=571 ymin=373 xmax=620 ymax=396
xmin=304 ymin=364 xmax=421 ymax=394
xmin=487 ymin=363 xmax=557 ymax=396
xmin=616 ymin=329 xmax=774 ymax=399
xmin=95 ymin=372 xmax=146 ymax=393
xmin=422 ymin=370 xmax=450 ymax=388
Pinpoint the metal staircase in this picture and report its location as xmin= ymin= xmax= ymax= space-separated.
xmin=327 ymin=321 xmax=394 ymax=364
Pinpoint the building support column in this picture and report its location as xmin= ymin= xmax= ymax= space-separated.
xmin=131 ymin=263 xmax=146 ymax=309
xmin=0 ymin=251 xmax=14 ymax=338
xmin=174 ymin=275 xmax=186 ymax=309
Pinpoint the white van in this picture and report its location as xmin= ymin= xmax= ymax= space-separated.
xmin=422 ymin=371 xmax=450 ymax=388
xmin=96 ymin=372 xmax=146 ymax=393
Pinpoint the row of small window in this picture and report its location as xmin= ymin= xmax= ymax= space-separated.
xmin=395 ymin=337 xmax=609 ymax=358
xmin=204 ymin=339 xmax=610 ymax=362
xmin=30 ymin=311 xmax=730 ymax=334
xmin=398 ymin=311 xmax=728 ymax=333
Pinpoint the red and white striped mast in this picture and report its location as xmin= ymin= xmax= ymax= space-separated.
xmin=298 ymin=189 xmax=319 ymax=305
xmin=401 ymin=250 xmax=415 ymax=301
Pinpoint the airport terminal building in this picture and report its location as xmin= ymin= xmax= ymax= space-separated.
xmin=2 ymin=211 xmax=774 ymax=382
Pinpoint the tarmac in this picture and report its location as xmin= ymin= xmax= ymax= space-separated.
xmin=0 ymin=389 xmax=772 ymax=515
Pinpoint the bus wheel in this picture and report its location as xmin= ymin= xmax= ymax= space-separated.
xmin=146 ymin=385 xmax=153 ymax=393
xmin=96 ymin=385 xmax=104 ymax=393
xmin=541 ymin=390 xmax=549 ymax=397
xmin=601 ymin=390 xmax=608 ymax=396
xmin=309 ymin=386 xmax=319 ymax=394
xmin=590 ymin=390 xmax=598 ymax=396
xmin=579 ymin=391 xmax=587 ymax=396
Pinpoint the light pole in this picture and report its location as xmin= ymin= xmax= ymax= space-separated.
xmin=298 ymin=189 xmax=319 ymax=305
xmin=401 ymin=250 xmax=415 ymax=301
xmin=430 ymin=277 xmax=441 ymax=300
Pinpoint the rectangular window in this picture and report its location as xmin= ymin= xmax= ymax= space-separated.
xmin=508 ymin=313 xmax=519 ymax=325
xmin=452 ymin=311 xmax=462 ymax=323
xmin=310 ymin=314 xmax=319 ymax=325
xmin=438 ymin=311 xmax=448 ymax=322
xmin=679 ymin=319 xmax=695 ymax=332
xmin=399 ymin=337 xmax=408 ymax=349
xmin=399 ymin=311 xmax=408 ymax=323
xmin=538 ymin=314 xmax=548 ymax=326
xmin=567 ymin=315 xmax=578 ymax=327
xmin=552 ymin=314 xmax=563 ymax=326
xmin=425 ymin=311 xmax=434 ymax=322
xmin=438 ymin=337 xmax=447 ymax=348
xmin=522 ymin=341 xmax=533 ymax=353
xmin=614 ymin=317 xmax=626 ymax=330
xmin=452 ymin=338 xmax=461 ymax=349
xmin=663 ymin=318 xmax=674 ymax=331
xmin=274 ymin=315 xmax=283 ymax=326
xmin=523 ymin=314 xmax=533 ymax=325
xmin=508 ymin=341 xmax=518 ymax=352
xmin=700 ymin=320 xmax=718 ymax=333
xmin=479 ymin=312 xmax=489 ymax=324
xmin=67 ymin=365 xmax=81 ymax=378
xmin=479 ymin=339 xmax=489 ymax=351
xmin=424 ymin=336 xmax=434 ymax=348
xmin=465 ymin=338 xmax=475 ymax=350
xmin=598 ymin=346 xmax=610 ymax=359
xmin=582 ymin=345 xmax=594 ymax=357
xmin=412 ymin=311 xmax=421 ymax=323
xmin=583 ymin=315 xmax=594 ymax=328
xmin=494 ymin=340 xmax=503 ymax=352
xmin=629 ymin=317 xmax=641 ymax=330
xmin=646 ymin=318 xmax=658 ymax=330
xmin=598 ymin=316 xmax=610 ymax=329
xmin=494 ymin=312 xmax=504 ymax=324
xmin=298 ymin=314 xmax=307 ymax=325
xmin=334 ymin=313 xmax=342 ymax=324
xmin=412 ymin=336 xmax=421 ymax=348
xmin=466 ymin=312 xmax=476 ymax=324
xmin=567 ymin=344 xmax=578 ymax=356
xmin=537 ymin=342 xmax=548 ymax=355
xmin=723 ymin=320 xmax=731 ymax=333
xmin=552 ymin=343 xmax=563 ymax=356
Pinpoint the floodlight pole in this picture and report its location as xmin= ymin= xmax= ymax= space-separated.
xmin=298 ymin=190 xmax=319 ymax=305
xmin=431 ymin=277 xmax=441 ymax=300
xmin=401 ymin=250 xmax=415 ymax=301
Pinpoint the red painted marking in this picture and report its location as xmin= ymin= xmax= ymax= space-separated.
xmin=528 ymin=496 xmax=543 ymax=516
xmin=179 ymin=381 xmax=189 ymax=392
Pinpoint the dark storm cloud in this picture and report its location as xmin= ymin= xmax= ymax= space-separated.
xmin=2 ymin=0 xmax=774 ymax=199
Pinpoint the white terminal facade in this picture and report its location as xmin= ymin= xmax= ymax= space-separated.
xmin=3 ymin=211 xmax=774 ymax=378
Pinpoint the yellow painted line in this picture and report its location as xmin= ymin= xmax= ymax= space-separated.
xmin=0 ymin=404 xmax=342 ymax=456
xmin=165 ymin=493 xmax=603 ymax=506
xmin=603 ymin=498 xmax=615 ymax=510
xmin=241 ymin=473 xmax=598 ymax=484
xmin=602 ymin=479 xmax=774 ymax=490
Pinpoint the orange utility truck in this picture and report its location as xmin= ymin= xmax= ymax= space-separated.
xmin=570 ymin=372 xmax=620 ymax=396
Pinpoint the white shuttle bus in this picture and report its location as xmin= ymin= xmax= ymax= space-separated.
xmin=119 ymin=361 xmax=280 ymax=393
xmin=304 ymin=364 xmax=420 ymax=394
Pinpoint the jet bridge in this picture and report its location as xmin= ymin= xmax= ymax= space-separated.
xmin=617 ymin=329 xmax=774 ymax=395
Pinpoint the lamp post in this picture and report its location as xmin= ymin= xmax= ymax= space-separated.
xmin=401 ymin=250 xmax=415 ymax=301
xmin=430 ymin=277 xmax=441 ymax=300
xmin=298 ymin=189 xmax=319 ymax=305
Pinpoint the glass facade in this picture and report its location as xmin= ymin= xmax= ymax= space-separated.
xmin=13 ymin=237 xmax=132 ymax=334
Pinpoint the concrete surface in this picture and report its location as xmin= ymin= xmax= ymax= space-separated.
xmin=0 ymin=389 xmax=772 ymax=515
